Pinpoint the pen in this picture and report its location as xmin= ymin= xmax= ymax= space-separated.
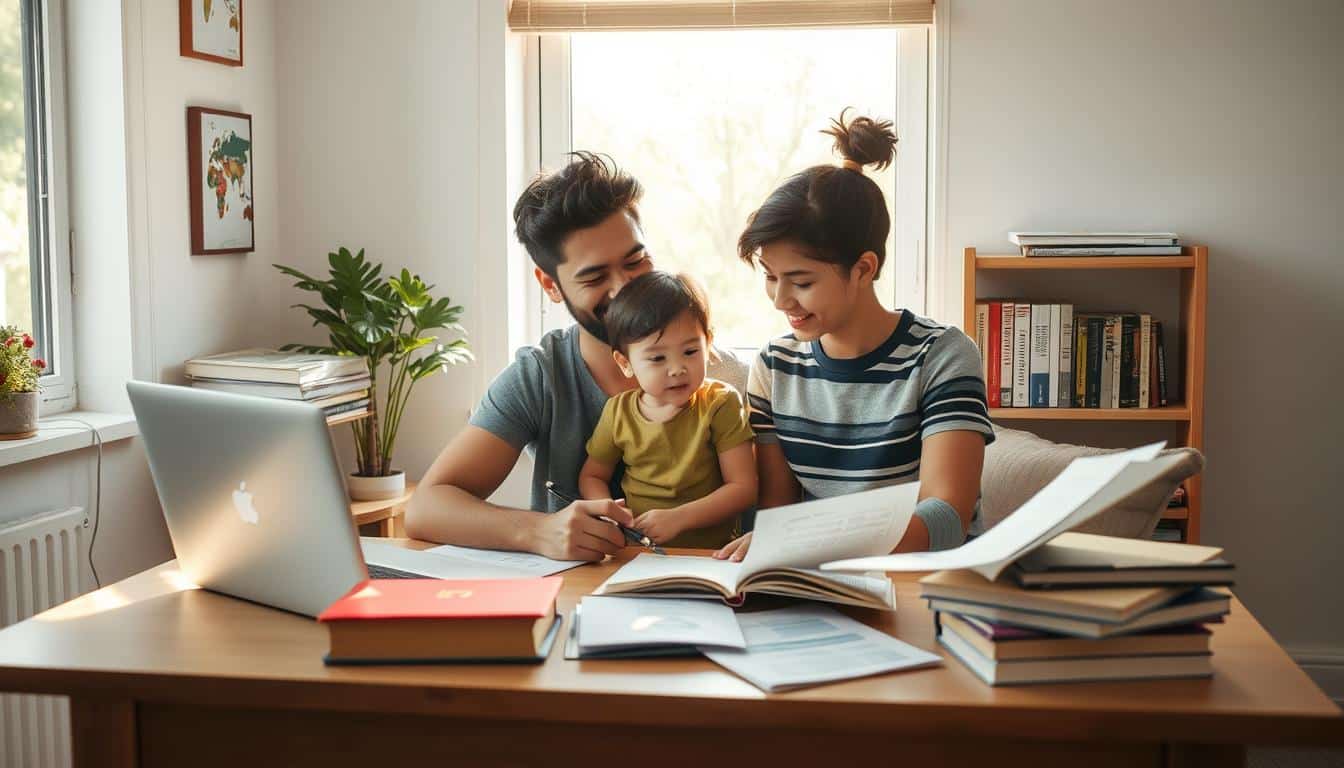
xmin=544 ymin=481 xmax=666 ymax=555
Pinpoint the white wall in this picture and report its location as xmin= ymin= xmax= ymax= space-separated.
xmin=942 ymin=0 xmax=1344 ymax=666
xmin=274 ymin=0 xmax=495 ymax=480
xmin=0 ymin=0 xmax=285 ymax=584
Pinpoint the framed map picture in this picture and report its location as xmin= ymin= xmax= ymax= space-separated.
xmin=179 ymin=0 xmax=243 ymax=66
xmin=187 ymin=107 xmax=254 ymax=255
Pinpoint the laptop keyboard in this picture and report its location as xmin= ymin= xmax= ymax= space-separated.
xmin=366 ymin=563 xmax=426 ymax=580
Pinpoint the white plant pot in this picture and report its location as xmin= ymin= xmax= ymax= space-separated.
xmin=347 ymin=470 xmax=406 ymax=501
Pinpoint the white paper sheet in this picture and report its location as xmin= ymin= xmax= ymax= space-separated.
xmin=821 ymin=442 xmax=1170 ymax=579
xmin=700 ymin=605 xmax=941 ymax=692
xmin=578 ymin=595 xmax=745 ymax=653
xmin=740 ymin=481 xmax=920 ymax=575
xmin=423 ymin=542 xmax=587 ymax=577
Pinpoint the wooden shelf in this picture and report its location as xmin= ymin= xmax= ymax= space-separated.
xmin=989 ymin=406 xmax=1191 ymax=422
xmin=326 ymin=410 xmax=370 ymax=427
xmin=975 ymin=255 xmax=1195 ymax=270
xmin=350 ymin=481 xmax=417 ymax=537
xmin=966 ymin=245 xmax=1207 ymax=542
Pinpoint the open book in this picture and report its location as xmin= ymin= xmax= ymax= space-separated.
xmin=594 ymin=483 xmax=922 ymax=610
xmin=596 ymin=442 xmax=1185 ymax=608
xmin=822 ymin=442 xmax=1180 ymax=579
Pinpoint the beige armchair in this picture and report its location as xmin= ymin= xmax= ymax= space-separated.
xmin=980 ymin=426 xmax=1205 ymax=539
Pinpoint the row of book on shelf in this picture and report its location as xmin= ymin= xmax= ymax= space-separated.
xmin=316 ymin=445 xmax=1231 ymax=688
xmin=973 ymin=302 xmax=1173 ymax=409
xmin=184 ymin=348 xmax=371 ymax=425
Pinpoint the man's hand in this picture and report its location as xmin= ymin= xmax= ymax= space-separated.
xmin=535 ymin=499 xmax=634 ymax=561
xmin=713 ymin=532 xmax=752 ymax=561
xmin=632 ymin=507 xmax=684 ymax=545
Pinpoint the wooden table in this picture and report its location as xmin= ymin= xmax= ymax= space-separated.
xmin=0 ymin=544 xmax=1339 ymax=767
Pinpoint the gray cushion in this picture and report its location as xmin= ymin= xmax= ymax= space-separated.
xmin=981 ymin=426 xmax=1204 ymax=539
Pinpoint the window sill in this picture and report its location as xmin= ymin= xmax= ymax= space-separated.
xmin=0 ymin=411 xmax=138 ymax=469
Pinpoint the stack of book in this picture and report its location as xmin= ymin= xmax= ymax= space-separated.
xmin=923 ymin=533 xmax=1235 ymax=686
xmin=185 ymin=348 xmax=371 ymax=425
xmin=1008 ymin=231 xmax=1182 ymax=257
xmin=972 ymin=302 xmax=1171 ymax=409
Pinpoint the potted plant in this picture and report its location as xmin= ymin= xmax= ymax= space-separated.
xmin=0 ymin=326 xmax=44 ymax=440
xmin=274 ymin=247 xmax=472 ymax=500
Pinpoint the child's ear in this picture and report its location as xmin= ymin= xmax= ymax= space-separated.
xmin=612 ymin=349 xmax=634 ymax=378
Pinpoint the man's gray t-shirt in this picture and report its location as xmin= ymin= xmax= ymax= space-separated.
xmin=468 ymin=325 xmax=746 ymax=513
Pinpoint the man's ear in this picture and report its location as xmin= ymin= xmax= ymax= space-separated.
xmin=852 ymin=251 xmax=880 ymax=285
xmin=612 ymin=349 xmax=634 ymax=378
xmin=535 ymin=266 xmax=565 ymax=304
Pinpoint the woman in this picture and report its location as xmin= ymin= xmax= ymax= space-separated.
xmin=715 ymin=111 xmax=994 ymax=560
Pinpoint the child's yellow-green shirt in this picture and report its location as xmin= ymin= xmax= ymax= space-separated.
xmin=585 ymin=379 xmax=753 ymax=548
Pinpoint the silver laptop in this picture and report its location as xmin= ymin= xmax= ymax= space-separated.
xmin=127 ymin=380 xmax=478 ymax=617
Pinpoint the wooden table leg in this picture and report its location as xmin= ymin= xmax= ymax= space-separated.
xmin=71 ymin=696 xmax=137 ymax=768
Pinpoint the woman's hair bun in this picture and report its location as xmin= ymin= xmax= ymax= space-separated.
xmin=822 ymin=108 xmax=897 ymax=172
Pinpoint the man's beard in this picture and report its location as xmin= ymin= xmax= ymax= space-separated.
xmin=561 ymin=289 xmax=611 ymax=345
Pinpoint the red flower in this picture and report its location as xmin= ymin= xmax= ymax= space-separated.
xmin=32 ymin=359 xmax=46 ymax=370
xmin=22 ymin=334 xmax=34 ymax=349
xmin=2 ymin=336 xmax=12 ymax=347
xmin=0 ymin=372 xmax=6 ymax=386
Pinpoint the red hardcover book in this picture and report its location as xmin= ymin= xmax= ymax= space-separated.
xmin=987 ymin=301 xmax=1002 ymax=407
xmin=318 ymin=577 xmax=562 ymax=664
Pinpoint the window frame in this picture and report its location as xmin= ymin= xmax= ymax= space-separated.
xmin=525 ymin=26 xmax=932 ymax=347
xmin=14 ymin=0 xmax=75 ymax=413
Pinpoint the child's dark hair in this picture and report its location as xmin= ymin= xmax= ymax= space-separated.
xmin=513 ymin=151 xmax=644 ymax=278
xmin=737 ymin=110 xmax=897 ymax=277
xmin=605 ymin=271 xmax=713 ymax=354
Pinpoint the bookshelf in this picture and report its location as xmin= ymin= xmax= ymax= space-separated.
xmin=964 ymin=246 xmax=1207 ymax=542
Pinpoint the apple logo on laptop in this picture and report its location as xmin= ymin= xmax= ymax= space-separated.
xmin=232 ymin=482 xmax=259 ymax=525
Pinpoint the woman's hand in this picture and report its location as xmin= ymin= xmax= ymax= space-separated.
xmin=713 ymin=532 xmax=752 ymax=561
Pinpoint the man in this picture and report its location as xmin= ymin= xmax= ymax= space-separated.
xmin=404 ymin=153 xmax=745 ymax=560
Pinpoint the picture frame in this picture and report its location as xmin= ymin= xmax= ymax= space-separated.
xmin=179 ymin=0 xmax=243 ymax=66
xmin=187 ymin=107 xmax=255 ymax=255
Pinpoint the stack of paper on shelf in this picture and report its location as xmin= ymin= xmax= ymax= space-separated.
xmin=1007 ymin=232 xmax=1183 ymax=257
xmin=185 ymin=348 xmax=371 ymax=424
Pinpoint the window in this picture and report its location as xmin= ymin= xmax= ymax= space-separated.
xmin=1 ymin=0 xmax=73 ymax=410
xmin=530 ymin=27 xmax=930 ymax=350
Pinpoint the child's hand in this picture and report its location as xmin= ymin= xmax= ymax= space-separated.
xmin=632 ymin=507 xmax=683 ymax=545
xmin=714 ymin=532 xmax=752 ymax=561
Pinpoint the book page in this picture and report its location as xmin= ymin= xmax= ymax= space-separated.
xmin=424 ymin=543 xmax=586 ymax=577
xmin=822 ymin=442 xmax=1169 ymax=579
xmin=594 ymin=553 xmax=743 ymax=596
xmin=700 ymin=605 xmax=941 ymax=692
xmin=740 ymin=482 xmax=919 ymax=577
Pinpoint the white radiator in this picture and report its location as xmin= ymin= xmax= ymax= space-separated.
xmin=0 ymin=507 xmax=90 ymax=768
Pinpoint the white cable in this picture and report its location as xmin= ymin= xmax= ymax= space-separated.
xmin=36 ymin=418 xmax=104 ymax=588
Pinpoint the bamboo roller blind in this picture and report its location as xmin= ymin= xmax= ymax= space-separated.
xmin=507 ymin=1 xmax=934 ymax=32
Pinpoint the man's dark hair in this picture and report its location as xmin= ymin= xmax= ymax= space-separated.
xmin=605 ymin=271 xmax=713 ymax=355
xmin=738 ymin=110 xmax=897 ymax=277
xmin=512 ymin=151 xmax=644 ymax=278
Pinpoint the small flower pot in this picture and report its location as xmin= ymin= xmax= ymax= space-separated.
xmin=347 ymin=470 xmax=406 ymax=501
xmin=0 ymin=391 xmax=38 ymax=440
